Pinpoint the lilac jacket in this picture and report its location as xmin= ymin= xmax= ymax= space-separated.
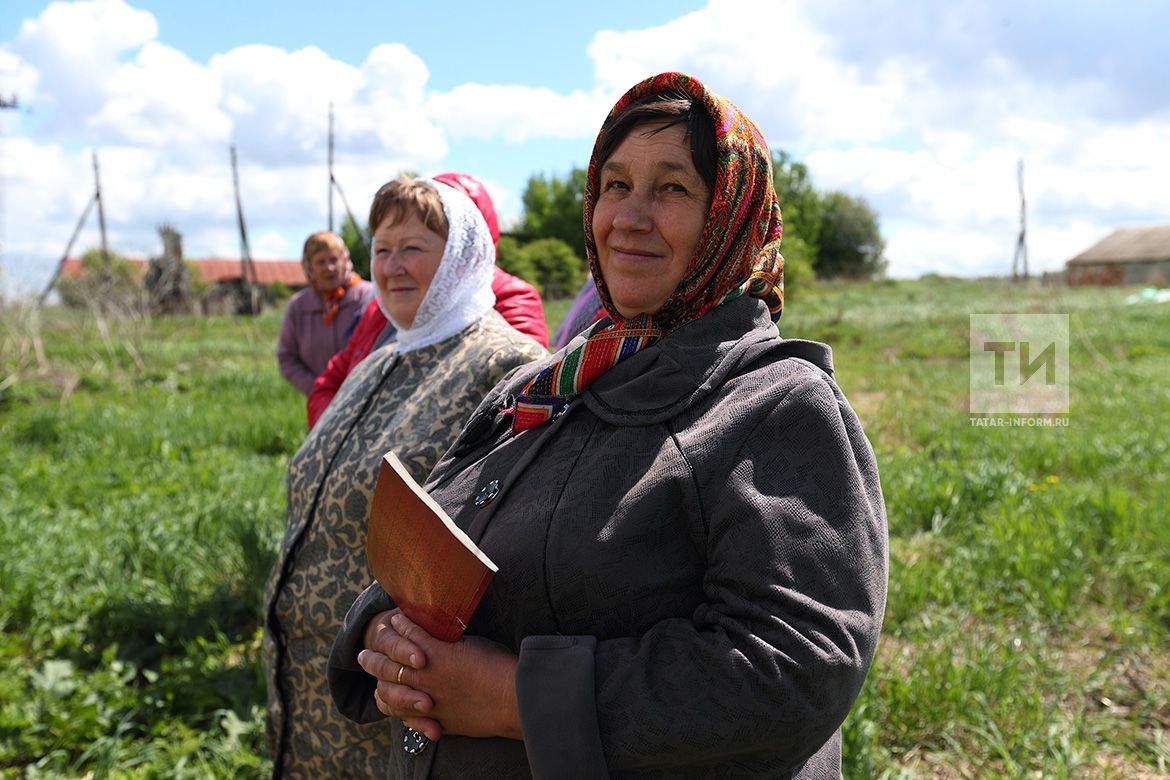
xmin=276 ymin=281 xmax=373 ymax=395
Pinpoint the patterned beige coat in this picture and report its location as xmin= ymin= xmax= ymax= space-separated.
xmin=263 ymin=310 xmax=545 ymax=778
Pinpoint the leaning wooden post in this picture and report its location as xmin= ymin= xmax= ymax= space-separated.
xmin=230 ymin=145 xmax=258 ymax=315
xmin=38 ymin=194 xmax=97 ymax=306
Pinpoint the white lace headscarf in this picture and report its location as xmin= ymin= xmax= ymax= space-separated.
xmin=378 ymin=178 xmax=496 ymax=354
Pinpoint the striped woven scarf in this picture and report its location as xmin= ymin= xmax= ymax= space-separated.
xmin=512 ymin=315 xmax=658 ymax=430
xmin=513 ymin=72 xmax=785 ymax=435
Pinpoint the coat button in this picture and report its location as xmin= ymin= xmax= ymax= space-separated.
xmin=474 ymin=479 xmax=500 ymax=507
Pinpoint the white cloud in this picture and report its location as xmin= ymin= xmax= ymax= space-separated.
xmin=208 ymin=43 xmax=447 ymax=167
xmin=359 ymin=43 xmax=429 ymax=107
xmin=884 ymin=224 xmax=1010 ymax=279
xmin=345 ymin=44 xmax=448 ymax=162
xmin=12 ymin=0 xmax=157 ymax=127
xmin=249 ymin=228 xmax=295 ymax=261
xmin=0 ymin=48 xmax=38 ymax=107
xmin=2 ymin=137 xmax=95 ymax=233
xmin=585 ymin=0 xmax=910 ymax=146
xmin=87 ymin=41 xmax=230 ymax=147
xmin=425 ymin=84 xmax=611 ymax=143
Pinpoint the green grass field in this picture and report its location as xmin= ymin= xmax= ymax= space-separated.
xmin=1 ymin=279 xmax=1167 ymax=778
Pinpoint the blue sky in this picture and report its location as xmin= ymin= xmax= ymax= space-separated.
xmin=2 ymin=0 xmax=1169 ymax=296
xmin=112 ymin=2 xmax=700 ymax=91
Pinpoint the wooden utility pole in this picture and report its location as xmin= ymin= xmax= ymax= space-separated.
xmin=1 ymin=94 xmax=21 ymax=298
xmin=326 ymin=108 xmax=371 ymax=264
xmin=1012 ymin=159 xmax=1029 ymax=281
xmin=92 ymin=151 xmax=110 ymax=277
xmin=328 ymin=102 xmax=335 ymax=232
xmin=230 ymin=145 xmax=258 ymax=314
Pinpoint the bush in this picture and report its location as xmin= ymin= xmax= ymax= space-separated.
xmin=496 ymin=236 xmax=540 ymax=291
xmin=816 ymin=193 xmax=886 ymax=279
xmin=56 ymin=249 xmax=143 ymax=311
xmin=266 ymin=281 xmax=293 ymax=303
xmin=497 ymin=236 xmax=587 ymax=299
xmin=185 ymin=261 xmax=211 ymax=298
xmin=522 ymin=238 xmax=587 ymax=299
xmin=780 ymin=238 xmax=816 ymax=302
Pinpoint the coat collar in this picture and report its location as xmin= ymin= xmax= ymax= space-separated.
xmin=574 ymin=295 xmax=833 ymax=426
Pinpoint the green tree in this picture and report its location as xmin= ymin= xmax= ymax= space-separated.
xmin=816 ymin=193 xmax=887 ymax=279
xmin=496 ymin=235 xmax=539 ymax=290
xmin=521 ymin=237 xmax=587 ymax=299
xmin=498 ymin=236 xmax=587 ymax=299
xmin=771 ymin=150 xmax=823 ymax=289
xmin=340 ymin=214 xmax=371 ymax=280
xmin=520 ymin=168 xmax=587 ymax=257
xmin=780 ymin=251 xmax=815 ymax=302
xmin=771 ymin=150 xmax=823 ymax=254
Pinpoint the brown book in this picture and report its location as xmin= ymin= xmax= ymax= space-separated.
xmin=366 ymin=451 xmax=498 ymax=643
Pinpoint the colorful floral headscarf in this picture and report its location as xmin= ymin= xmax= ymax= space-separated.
xmin=513 ymin=72 xmax=784 ymax=433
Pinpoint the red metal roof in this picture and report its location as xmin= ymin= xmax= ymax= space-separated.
xmin=59 ymin=257 xmax=148 ymax=278
xmin=59 ymin=257 xmax=308 ymax=286
xmin=192 ymin=259 xmax=308 ymax=285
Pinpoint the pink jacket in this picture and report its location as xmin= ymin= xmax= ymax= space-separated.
xmin=277 ymin=280 xmax=374 ymax=396
xmin=307 ymin=267 xmax=547 ymax=428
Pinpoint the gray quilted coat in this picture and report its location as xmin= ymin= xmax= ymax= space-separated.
xmin=329 ymin=295 xmax=888 ymax=778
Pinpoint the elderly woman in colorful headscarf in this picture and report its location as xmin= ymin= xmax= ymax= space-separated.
xmin=277 ymin=231 xmax=374 ymax=395
xmin=327 ymin=73 xmax=888 ymax=777
xmin=263 ymin=177 xmax=546 ymax=778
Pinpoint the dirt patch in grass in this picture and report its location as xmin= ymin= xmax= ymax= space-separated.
xmin=1050 ymin=617 xmax=1170 ymax=723
xmin=889 ymin=748 xmax=972 ymax=778
xmin=1087 ymin=753 xmax=1169 ymax=779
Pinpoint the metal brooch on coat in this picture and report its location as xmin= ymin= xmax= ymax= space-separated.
xmin=403 ymin=727 xmax=430 ymax=755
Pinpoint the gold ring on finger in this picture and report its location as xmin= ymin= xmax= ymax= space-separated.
xmin=397 ymin=665 xmax=405 ymax=684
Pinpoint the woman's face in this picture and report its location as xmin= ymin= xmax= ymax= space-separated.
xmin=593 ymin=122 xmax=711 ymax=319
xmin=372 ymin=211 xmax=446 ymax=328
xmin=306 ymin=242 xmax=350 ymax=294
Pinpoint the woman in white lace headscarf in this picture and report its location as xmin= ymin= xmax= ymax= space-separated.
xmin=262 ymin=177 xmax=546 ymax=778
